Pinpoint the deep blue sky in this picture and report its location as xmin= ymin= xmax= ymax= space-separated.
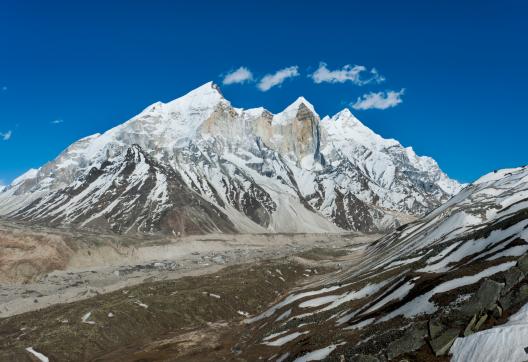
xmin=1 ymin=0 xmax=527 ymax=184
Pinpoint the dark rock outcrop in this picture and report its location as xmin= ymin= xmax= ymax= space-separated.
xmin=387 ymin=322 xmax=428 ymax=359
xmin=460 ymin=279 xmax=504 ymax=317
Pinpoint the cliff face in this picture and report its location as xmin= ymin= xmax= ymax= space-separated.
xmin=0 ymin=82 xmax=461 ymax=235
xmin=266 ymin=99 xmax=323 ymax=165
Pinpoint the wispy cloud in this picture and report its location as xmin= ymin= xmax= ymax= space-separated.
xmin=51 ymin=119 xmax=64 ymax=124
xmin=258 ymin=66 xmax=299 ymax=92
xmin=0 ymin=130 xmax=12 ymax=141
xmin=352 ymin=89 xmax=405 ymax=110
xmin=1 ymin=86 xmax=7 ymax=91
xmin=222 ymin=67 xmax=254 ymax=85
xmin=311 ymin=62 xmax=385 ymax=85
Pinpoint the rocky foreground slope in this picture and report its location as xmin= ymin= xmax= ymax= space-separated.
xmin=236 ymin=166 xmax=528 ymax=361
xmin=0 ymin=82 xmax=460 ymax=235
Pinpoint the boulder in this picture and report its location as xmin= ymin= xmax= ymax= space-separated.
xmin=460 ymin=278 xmax=503 ymax=316
xmin=516 ymin=284 xmax=528 ymax=302
xmin=500 ymin=290 xmax=514 ymax=310
xmin=499 ymin=284 xmax=528 ymax=310
xmin=463 ymin=314 xmax=477 ymax=337
xmin=428 ymin=318 xmax=445 ymax=339
xmin=429 ymin=328 xmax=460 ymax=356
xmin=386 ymin=322 xmax=427 ymax=360
xmin=502 ymin=267 xmax=524 ymax=295
xmin=517 ymin=254 xmax=528 ymax=274
xmin=474 ymin=313 xmax=488 ymax=331
xmin=492 ymin=304 xmax=503 ymax=318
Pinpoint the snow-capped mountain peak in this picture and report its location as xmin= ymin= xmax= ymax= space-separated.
xmin=165 ymin=81 xmax=225 ymax=110
xmin=0 ymin=82 xmax=462 ymax=235
xmin=133 ymin=81 xmax=225 ymax=118
xmin=287 ymin=95 xmax=315 ymax=110
xmin=122 ymin=81 xmax=227 ymax=137
xmin=273 ymin=96 xmax=319 ymax=126
xmin=321 ymin=107 xmax=398 ymax=150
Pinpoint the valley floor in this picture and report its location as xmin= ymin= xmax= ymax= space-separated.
xmin=0 ymin=224 xmax=376 ymax=361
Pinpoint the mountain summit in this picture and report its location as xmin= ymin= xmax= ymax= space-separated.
xmin=0 ymin=82 xmax=462 ymax=235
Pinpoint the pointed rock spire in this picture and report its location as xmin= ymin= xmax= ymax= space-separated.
xmin=284 ymin=96 xmax=317 ymax=115
xmin=273 ymin=96 xmax=319 ymax=126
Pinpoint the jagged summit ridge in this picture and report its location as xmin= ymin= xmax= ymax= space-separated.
xmin=0 ymin=82 xmax=462 ymax=235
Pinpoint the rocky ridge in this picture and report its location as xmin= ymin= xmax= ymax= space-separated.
xmin=237 ymin=166 xmax=528 ymax=360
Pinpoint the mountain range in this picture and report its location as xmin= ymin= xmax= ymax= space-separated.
xmin=0 ymin=82 xmax=462 ymax=235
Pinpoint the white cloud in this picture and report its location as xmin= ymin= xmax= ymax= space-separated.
xmin=310 ymin=62 xmax=385 ymax=85
xmin=222 ymin=67 xmax=254 ymax=85
xmin=352 ymin=89 xmax=405 ymax=110
xmin=0 ymin=130 xmax=12 ymax=141
xmin=51 ymin=119 xmax=64 ymax=124
xmin=257 ymin=66 xmax=300 ymax=91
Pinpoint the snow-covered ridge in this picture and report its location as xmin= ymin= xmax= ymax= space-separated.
xmin=0 ymin=81 xmax=462 ymax=234
xmin=11 ymin=168 xmax=39 ymax=186
xmin=241 ymin=166 xmax=528 ymax=360
xmin=473 ymin=166 xmax=526 ymax=185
